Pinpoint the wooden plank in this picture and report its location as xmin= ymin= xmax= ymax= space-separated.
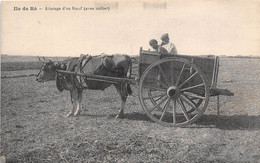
xmin=162 ymin=54 xmax=216 ymax=88
xmin=139 ymin=52 xmax=161 ymax=64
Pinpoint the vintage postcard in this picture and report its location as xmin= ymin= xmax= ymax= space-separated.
xmin=1 ymin=0 xmax=260 ymax=162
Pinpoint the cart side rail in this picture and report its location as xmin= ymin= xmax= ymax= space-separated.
xmin=138 ymin=47 xmax=219 ymax=89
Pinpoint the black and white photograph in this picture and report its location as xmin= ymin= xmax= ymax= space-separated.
xmin=1 ymin=0 xmax=260 ymax=162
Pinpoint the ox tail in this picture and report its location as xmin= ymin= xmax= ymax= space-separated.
xmin=127 ymin=83 xmax=132 ymax=95
xmin=128 ymin=58 xmax=132 ymax=78
xmin=126 ymin=58 xmax=133 ymax=95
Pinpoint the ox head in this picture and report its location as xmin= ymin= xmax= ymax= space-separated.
xmin=36 ymin=57 xmax=61 ymax=82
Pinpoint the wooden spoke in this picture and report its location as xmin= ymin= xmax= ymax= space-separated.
xmin=159 ymin=98 xmax=171 ymax=121
xmin=155 ymin=95 xmax=165 ymax=102
xmin=178 ymin=71 xmax=198 ymax=89
xmin=178 ymin=98 xmax=190 ymax=121
xmin=182 ymin=93 xmax=201 ymax=107
xmin=170 ymin=61 xmax=174 ymax=85
xmin=175 ymin=63 xmax=186 ymax=87
xmin=147 ymin=90 xmax=166 ymax=111
xmin=158 ymin=65 xmax=170 ymax=87
xmin=172 ymin=99 xmax=177 ymax=124
xmin=181 ymin=92 xmax=206 ymax=100
xmin=143 ymin=93 xmax=166 ymax=100
xmin=180 ymin=96 xmax=200 ymax=112
xmin=180 ymin=83 xmax=205 ymax=92
xmin=149 ymin=96 xmax=168 ymax=112
xmin=150 ymin=96 xmax=167 ymax=111
xmin=156 ymin=79 xmax=169 ymax=89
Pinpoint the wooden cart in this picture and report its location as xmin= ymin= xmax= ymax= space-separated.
xmin=57 ymin=47 xmax=234 ymax=127
xmin=137 ymin=48 xmax=233 ymax=127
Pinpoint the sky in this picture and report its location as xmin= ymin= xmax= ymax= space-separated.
xmin=1 ymin=0 xmax=260 ymax=56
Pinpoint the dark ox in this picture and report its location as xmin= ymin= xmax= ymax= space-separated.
xmin=36 ymin=54 xmax=132 ymax=118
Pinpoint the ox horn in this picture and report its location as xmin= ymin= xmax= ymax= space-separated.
xmin=37 ymin=56 xmax=43 ymax=61
xmin=42 ymin=57 xmax=53 ymax=63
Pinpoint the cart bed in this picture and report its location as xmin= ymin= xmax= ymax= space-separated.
xmin=138 ymin=49 xmax=219 ymax=92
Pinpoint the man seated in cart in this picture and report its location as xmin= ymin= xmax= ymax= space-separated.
xmin=149 ymin=39 xmax=169 ymax=54
xmin=160 ymin=33 xmax=178 ymax=55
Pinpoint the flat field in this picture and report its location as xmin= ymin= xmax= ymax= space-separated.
xmin=1 ymin=56 xmax=260 ymax=162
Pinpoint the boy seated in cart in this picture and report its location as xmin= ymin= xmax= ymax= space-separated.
xmin=149 ymin=39 xmax=168 ymax=54
xmin=149 ymin=33 xmax=178 ymax=55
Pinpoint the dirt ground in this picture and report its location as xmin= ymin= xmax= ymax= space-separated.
xmin=1 ymin=57 xmax=260 ymax=162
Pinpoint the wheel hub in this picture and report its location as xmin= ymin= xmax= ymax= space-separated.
xmin=167 ymin=86 xmax=180 ymax=99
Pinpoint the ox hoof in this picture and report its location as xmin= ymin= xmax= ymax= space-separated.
xmin=74 ymin=111 xmax=80 ymax=116
xmin=115 ymin=111 xmax=124 ymax=119
xmin=115 ymin=114 xmax=124 ymax=119
xmin=65 ymin=112 xmax=74 ymax=117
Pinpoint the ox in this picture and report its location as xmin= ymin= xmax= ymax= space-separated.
xmin=36 ymin=54 xmax=132 ymax=118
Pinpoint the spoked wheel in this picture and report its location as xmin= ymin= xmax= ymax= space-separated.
xmin=139 ymin=57 xmax=210 ymax=127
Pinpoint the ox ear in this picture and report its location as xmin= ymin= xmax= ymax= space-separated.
xmin=55 ymin=73 xmax=64 ymax=92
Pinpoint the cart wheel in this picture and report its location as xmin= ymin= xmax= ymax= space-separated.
xmin=139 ymin=57 xmax=210 ymax=127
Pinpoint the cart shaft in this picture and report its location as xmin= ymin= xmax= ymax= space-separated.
xmin=56 ymin=70 xmax=137 ymax=84
xmin=210 ymin=87 xmax=234 ymax=96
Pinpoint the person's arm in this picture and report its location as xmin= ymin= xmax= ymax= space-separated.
xmin=158 ymin=46 xmax=168 ymax=54
xmin=170 ymin=44 xmax=178 ymax=55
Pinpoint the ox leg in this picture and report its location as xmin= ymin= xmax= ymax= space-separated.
xmin=115 ymin=84 xmax=127 ymax=118
xmin=74 ymin=88 xmax=83 ymax=116
xmin=66 ymin=88 xmax=78 ymax=117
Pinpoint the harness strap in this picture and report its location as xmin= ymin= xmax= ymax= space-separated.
xmin=77 ymin=55 xmax=92 ymax=88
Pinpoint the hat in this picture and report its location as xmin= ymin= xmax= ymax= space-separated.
xmin=160 ymin=33 xmax=169 ymax=40
xmin=149 ymin=39 xmax=158 ymax=45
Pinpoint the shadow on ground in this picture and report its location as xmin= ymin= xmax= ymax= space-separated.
xmin=78 ymin=112 xmax=259 ymax=130
xmin=80 ymin=112 xmax=152 ymax=122
xmin=195 ymin=114 xmax=260 ymax=130
xmin=123 ymin=113 xmax=260 ymax=130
